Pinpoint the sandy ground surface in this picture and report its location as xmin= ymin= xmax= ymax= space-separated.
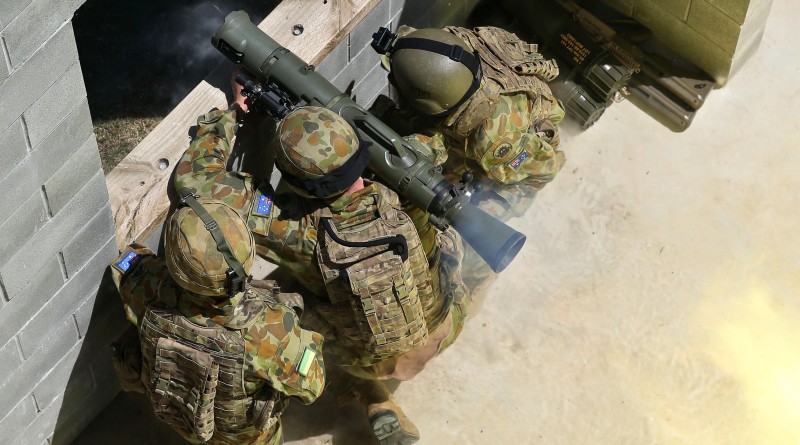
xmin=73 ymin=1 xmax=800 ymax=444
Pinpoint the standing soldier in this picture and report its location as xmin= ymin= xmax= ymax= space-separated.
xmin=370 ymin=25 xmax=566 ymax=299
xmin=109 ymin=197 xmax=325 ymax=445
xmin=173 ymin=81 xmax=469 ymax=445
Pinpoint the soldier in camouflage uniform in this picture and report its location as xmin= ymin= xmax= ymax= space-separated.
xmin=173 ymin=81 xmax=469 ymax=444
xmin=371 ymin=25 xmax=566 ymax=303
xmin=372 ymin=25 xmax=565 ymax=220
xmin=109 ymin=197 xmax=325 ymax=444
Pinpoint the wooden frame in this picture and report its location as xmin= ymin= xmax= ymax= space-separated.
xmin=105 ymin=0 xmax=380 ymax=250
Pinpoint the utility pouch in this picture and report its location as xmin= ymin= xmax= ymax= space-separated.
xmin=149 ymin=337 xmax=219 ymax=441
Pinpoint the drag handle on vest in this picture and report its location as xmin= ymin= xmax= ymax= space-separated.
xmin=212 ymin=11 xmax=526 ymax=273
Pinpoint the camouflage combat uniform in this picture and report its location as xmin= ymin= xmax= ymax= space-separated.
xmin=376 ymin=25 xmax=566 ymax=221
xmin=374 ymin=26 xmax=566 ymax=297
xmin=110 ymin=243 xmax=325 ymax=445
xmin=173 ymin=108 xmax=470 ymax=376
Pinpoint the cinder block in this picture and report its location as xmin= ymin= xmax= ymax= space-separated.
xmin=0 ymin=191 xmax=48 ymax=264
xmin=352 ymin=63 xmax=391 ymax=107
xmin=0 ymin=318 xmax=79 ymax=421
xmin=62 ymin=205 xmax=114 ymax=277
xmin=0 ymin=396 xmax=37 ymax=445
xmin=350 ymin=0 xmax=390 ymax=58
xmin=603 ymin=0 xmax=635 ymax=16
xmin=0 ymin=22 xmax=76 ymax=135
xmin=0 ymin=167 xmax=107 ymax=297
xmin=0 ymin=119 xmax=28 ymax=184
xmin=338 ymin=44 xmax=382 ymax=94
xmin=0 ymin=99 xmax=92 ymax=228
xmin=23 ymin=61 xmax=87 ymax=149
xmin=18 ymin=286 xmax=93 ymax=359
xmin=688 ymin=0 xmax=742 ymax=53
xmin=634 ymin=0 xmax=733 ymax=83
xmin=1 ymin=46 xmax=9 ymax=82
xmin=16 ymin=236 xmax=116 ymax=358
xmin=364 ymin=81 xmax=391 ymax=110
xmin=73 ymin=256 xmax=125 ymax=340
xmin=0 ymin=0 xmax=34 ymax=29
xmin=17 ymin=391 xmax=63 ymax=445
xmin=3 ymin=0 xmax=84 ymax=68
xmin=0 ymin=338 xmax=23 ymax=382
xmin=0 ymin=258 xmax=63 ymax=346
xmin=315 ymin=35 xmax=349 ymax=80
xmin=72 ymin=294 xmax=95 ymax=339
xmin=43 ymin=136 xmax=104 ymax=217
xmin=706 ymin=0 xmax=751 ymax=23
xmin=31 ymin=341 xmax=82 ymax=413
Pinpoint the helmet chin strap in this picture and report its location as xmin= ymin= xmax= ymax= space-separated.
xmin=179 ymin=193 xmax=249 ymax=295
xmin=387 ymin=34 xmax=483 ymax=116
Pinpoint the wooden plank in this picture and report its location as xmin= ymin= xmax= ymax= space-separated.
xmin=105 ymin=0 xmax=380 ymax=250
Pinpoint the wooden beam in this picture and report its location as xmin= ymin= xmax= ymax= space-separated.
xmin=105 ymin=0 xmax=380 ymax=250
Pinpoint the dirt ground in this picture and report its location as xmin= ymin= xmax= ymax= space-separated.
xmin=74 ymin=0 xmax=800 ymax=444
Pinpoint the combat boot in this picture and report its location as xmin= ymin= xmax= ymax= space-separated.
xmin=356 ymin=380 xmax=420 ymax=445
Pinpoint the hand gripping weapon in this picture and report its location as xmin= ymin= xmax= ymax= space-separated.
xmin=212 ymin=11 xmax=526 ymax=273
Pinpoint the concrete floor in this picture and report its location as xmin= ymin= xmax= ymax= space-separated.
xmin=73 ymin=0 xmax=800 ymax=443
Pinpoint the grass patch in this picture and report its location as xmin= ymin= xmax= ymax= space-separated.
xmin=95 ymin=116 xmax=163 ymax=173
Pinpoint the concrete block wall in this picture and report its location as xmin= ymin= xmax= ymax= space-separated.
xmin=602 ymin=0 xmax=774 ymax=84
xmin=0 ymin=2 xmax=124 ymax=444
xmin=315 ymin=0 xmax=483 ymax=109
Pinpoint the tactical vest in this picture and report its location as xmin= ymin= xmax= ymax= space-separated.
xmin=313 ymin=186 xmax=442 ymax=365
xmin=138 ymin=290 xmax=289 ymax=442
xmin=442 ymin=26 xmax=560 ymax=140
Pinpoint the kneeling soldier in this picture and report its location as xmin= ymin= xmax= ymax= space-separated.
xmin=109 ymin=197 xmax=325 ymax=445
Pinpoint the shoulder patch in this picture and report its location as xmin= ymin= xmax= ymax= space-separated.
xmin=113 ymin=250 xmax=141 ymax=274
xmin=508 ymin=151 xmax=530 ymax=169
xmin=254 ymin=192 xmax=273 ymax=216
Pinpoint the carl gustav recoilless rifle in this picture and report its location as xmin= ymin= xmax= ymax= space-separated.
xmin=212 ymin=11 xmax=526 ymax=273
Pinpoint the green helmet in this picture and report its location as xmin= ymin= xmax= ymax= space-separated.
xmin=381 ymin=28 xmax=482 ymax=116
xmin=165 ymin=197 xmax=255 ymax=297
xmin=274 ymin=106 xmax=369 ymax=199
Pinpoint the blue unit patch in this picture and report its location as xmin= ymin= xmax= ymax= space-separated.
xmin=508 ymin=151 xmax=530 ymax=170
xmin=116 ymin=251 xmax=139 ymax=273
xmin=256 ymin=193 xmax=273 ymax=216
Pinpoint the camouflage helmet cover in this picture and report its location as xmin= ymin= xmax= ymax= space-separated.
xmin=275 ymin=106 xmax=364 ymax=199
xmin=389 ymin=28 xmax=480 ymax=116
xmin=165 ymin=198 xmax=255 ymax=296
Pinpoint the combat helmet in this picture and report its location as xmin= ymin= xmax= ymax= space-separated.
xmin=274 ymin=106 xmax=369 ymax=199
xmin=165 ymin=196 xmax=255 ymax=297
xmin=372 ymin=27 xmax=482 ymax=116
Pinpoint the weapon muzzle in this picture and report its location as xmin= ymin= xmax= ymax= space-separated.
xmin=446 ymin=201 xmax=526 ymax=273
